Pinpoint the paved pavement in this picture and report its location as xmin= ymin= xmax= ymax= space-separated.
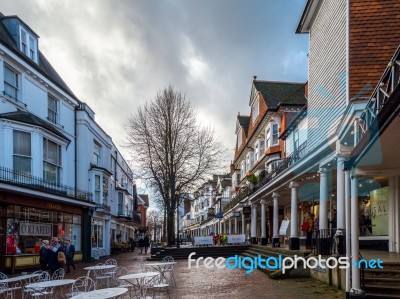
xmin=65 ymin=250 xmax=345 ymax=299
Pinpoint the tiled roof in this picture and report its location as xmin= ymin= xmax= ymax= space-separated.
xmin=237 ymin=115 xmax=250 ymax=135
xmin=0 ymin=111 xmax=70 ymax=142
xmin=253 ymin=81 xmax=307 ymax=109
xmin=0 ymin=14 xmax=77 ymax=100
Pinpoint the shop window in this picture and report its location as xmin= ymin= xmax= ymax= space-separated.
xmin=92 ymin=219 xmax=104 ymax=248
xmin=13 ymin=130 xmax=31 ymax=175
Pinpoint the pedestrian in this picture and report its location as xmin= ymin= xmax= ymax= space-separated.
xmin=47 ymin=237 xmax=64 ymax=274
xmin=144 ymin=235 xmax=150 ymax=254
xmin=65 ymin=239 xmax=76 ymax=273
xmin=305 ymin=214 xmax=314 ymax=249
xmin=129 ymin=237 xmax=136 ymax=252
xmin=138 ymin=237 xmax=144 ymax=254
xmin=39 ymin=240 xmax=49 ymax=271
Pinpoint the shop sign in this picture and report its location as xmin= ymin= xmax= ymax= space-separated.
xmin=19 ymin=223 xmax=51 ymax=236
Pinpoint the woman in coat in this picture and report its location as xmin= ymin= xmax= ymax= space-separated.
xmin=47 ymin=237 xmax=64 ymax=274
xmin=39 ymin=240 xmax=49 ymax=270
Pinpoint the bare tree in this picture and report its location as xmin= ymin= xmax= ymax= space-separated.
xmin=126 ymin=85 xmax=223 ymax=246
xmin=147 ymin=209 xmax=163 ymax=242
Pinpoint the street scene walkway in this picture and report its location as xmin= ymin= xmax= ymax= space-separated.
xmin=65 ymin=250 xmax=344 ymax=299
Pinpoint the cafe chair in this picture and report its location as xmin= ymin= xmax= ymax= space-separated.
xmin=162 ymin=256 xmax=176 ymax=286
xmin=91 ymin=263 xmax=112 ymax=289
xmin=112 ymin=266 xmax=137 ymax=298
xmin=51 ymin=268 xmax=65 ymax=280
xmin=0 ymin=273 xmax=22 ymax=299
xmin=66 ymin=276 xmax=95 ymax=298
xmin=104 ymin=259 xmax=117 ymax=277
xmin=23 ymin=271 xmax=50 ymax=299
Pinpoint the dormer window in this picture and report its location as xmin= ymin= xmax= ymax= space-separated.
xmin=251 ymin=96 xmax=259 ymax=123
xmin=19 ymin=26 xmax=38 ymax=63
xmin=237 ymin=127 xmax=242 ymax=147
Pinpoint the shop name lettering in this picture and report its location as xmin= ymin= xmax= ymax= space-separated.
xmin=47 ymin=203 xmax=62 ymax=210
xmin=19 ymin=223 xmax=51 ymax=236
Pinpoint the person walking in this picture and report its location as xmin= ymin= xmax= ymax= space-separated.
xmin=138 ymin=237 xmax=144 ymax=254
xmin=129 ymin=237 xmax=136 ymax=252
xmin=47 ymin=237 xmax=64 ymax=274
xmin=65 ymin=239 xmax=76 ymax=273
xmin=39 ymin=240 xmax=49 ymax=271
xmin=144 ymin=235 xmax=150 ymax=254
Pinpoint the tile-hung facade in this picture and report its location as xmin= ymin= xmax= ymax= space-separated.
xmin=183 ymin=174 xmax=232 ymax=238
xmin=0 ymin=13 xmax=140 ymax=273
xmin=223 ymin=0 xmax=400 ymax=294
xmin=225 ymin=78 xmax=306 ymax=245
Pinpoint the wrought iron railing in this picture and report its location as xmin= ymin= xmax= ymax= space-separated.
xmin=223 ymin=186 xmax=250 ymax=212
xmin=254 ymin=141 xmax=308 ymax=191
xmin=312 ymin=228 xmax=346 ymax=256
xmin=95 ymin=202 xmax=111 ymax=211
xmin=0 ymin=165 xmax=92 ymax=201
xmin=356 ymin=45 xmax=400 ymax=143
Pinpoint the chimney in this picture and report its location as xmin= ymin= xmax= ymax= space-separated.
xmin=253 ymin=75 xmax=257 ymax=81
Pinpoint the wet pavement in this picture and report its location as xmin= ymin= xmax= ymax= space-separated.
xmin=64 ymin=250 xmax=345 ymax=299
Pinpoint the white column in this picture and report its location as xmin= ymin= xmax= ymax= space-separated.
xmin=241 ymin=211 xmax=245 ymax=236
xmin=319 ymin=168 xmax=328 ymax=229
xmin=251 ymin=203 xmax=257 ymax=244
xmin=228 ymin=218 xmax=232 ymax=234
xmin=234 ymin=217 xmax=238 ymax=234
xmin=272 ymin=192 xmax=280 ymax=246
xmin=351 ymin=172 xmax=363 ymax=294
xmin=337 ymin=156 xmax=346 ymax=229
xmin=260 ymin=200 xmax=267 ymax=245
xmin=289 ymin=181 xmax=299 ymax=237
xmin=345 ymin=169 xmax=351 ymax=293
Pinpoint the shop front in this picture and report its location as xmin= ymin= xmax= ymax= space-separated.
xmin=0 ymin=193 xmax=91 ymax=274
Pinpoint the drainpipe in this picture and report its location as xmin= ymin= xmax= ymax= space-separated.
xmin=74 ymin=106 xmax=77 ymax=197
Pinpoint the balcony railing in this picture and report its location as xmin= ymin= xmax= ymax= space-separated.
xmin=223 ymin=142 xmax=308 ymax=213
xmin=0 ymin=165 xmax=93 ymax=201
xmin=95 ymin=202 xmax=111 ymax=211
xmin=356 ymin=45 xmax=400 ymax=143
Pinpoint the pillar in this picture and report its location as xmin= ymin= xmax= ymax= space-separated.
xmin=289 ymin=181 xmax=300 ymax=250
xmin=350 ymin=172 xmax=364 ymax=295
xmin=337 ymin=156 xmax=346 ymax=229
xmin=260 ymin=200 xmax=267 ymax=245
xmin=272 ymin=192 xmax=280 ymax=247
xmin=251 ymin=203 xmax=257 ymax=244
xmin=241 ymin=210 xmax=245 ymax=236
xmin=234 ymin=217 xmax=238 ymax=234
xmin=228 ymin=218 xmax=232 ymax=234
xmin=319 ymin=168 xmax=328 ymax=229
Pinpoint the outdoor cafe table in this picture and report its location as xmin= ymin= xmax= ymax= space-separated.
xmin=143 ymin=262 xmax=177 ymax=285
xmin=84 ymin=264 xmax=116 ymax=274
xmin=119 ymin=272 xmax=160 ymax=299
xmin=1 ymin=273 xmax=40 ymax=298
xmin=25 ymin=278 xmax=76 ymax=297
xmin=69 ymin=287 xmax=128 ymax=299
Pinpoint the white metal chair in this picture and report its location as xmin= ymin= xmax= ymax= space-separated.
xmin=0 ymin=272 xmax=22 ymax=299
xmin=24 ymin=271 xmax=50 ymax=299
xmin=112 ymin=266 xmax=138 ymax=298
xmin=51 ymin=268 xmax=65 ymax=280
xmin=67 ymin=276 xmax=95 ymax=298
xmin=104 ymin=259 xmax=117 ymax=278
xmin=90 ymin=263 xmax=112 ymax=289
xmin=162 ymin=256 xmax=176 ymax=286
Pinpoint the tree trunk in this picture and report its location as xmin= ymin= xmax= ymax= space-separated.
xmin=162 ymin=209 xmax=167 ymax=242
xmin=167 ymin=212 xmax=175 ymax=246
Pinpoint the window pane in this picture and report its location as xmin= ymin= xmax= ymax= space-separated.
xmin=13 ymin=131 xmax=31 ymax=156
xmin=13 ymin=156 xmax=31 ymax=174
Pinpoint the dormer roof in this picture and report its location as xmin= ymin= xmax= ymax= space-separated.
xmin=252 ymin=81 xmax=307 ymax=109
xmin=236 ymin=115 xmax=250 ymax=135
xmin=0 ymin=13 xmax=78 ymax=101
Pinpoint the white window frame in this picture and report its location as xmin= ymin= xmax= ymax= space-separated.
xmin=19 ymin=26 xmax=38 ymax=62
xmin=266 ymin=127 xmax=271 ymax=148
xmin=4 ymin=64 xmax=20 ymax=101
xmin=118 ymin=192 xmax=124 ymax=215
xmin=251 ymin=96 xmax=259 ymax=123
xmin=93 ymin=141 xmax=101 ymax=166
xmin=254 ymin=141 xmax=259 ymax=161
xmin=237 ymin=128 xmax=242 ymax=147
xmin=272 ymin=123 xmax=279 ymax=145
xmin=13 ymin=130 xmax=31 ymax=175
xmin=47 ymin=94 xmax=59 ymax=124
xmin=94 ymin=175 xmax=101 ymax=203
xmin=43 ymin=137 xmax=62 ymax=185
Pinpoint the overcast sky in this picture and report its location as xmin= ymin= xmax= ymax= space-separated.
xmin=1 ymin=0 xmax=308 ymax=172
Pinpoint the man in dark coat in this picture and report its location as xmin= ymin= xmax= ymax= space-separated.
xmin=144 ymin=235 xmax=150 ymax=254
xmin=65 ymin=239 xmax=76 ymax=273
xmin=39 ymin=240 xmax=49 ymax=271
xmin=129 ymin=237 xmax=136 ymax=252
xmin=138 ymin=237 xmax=144 ymax=254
